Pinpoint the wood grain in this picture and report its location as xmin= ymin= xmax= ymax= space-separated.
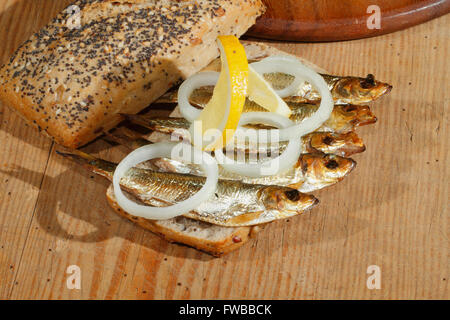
xmin=247 ymin=0 xmax=450 ymax=41
xmin=0 ymin=1 xmax=448 ymax=299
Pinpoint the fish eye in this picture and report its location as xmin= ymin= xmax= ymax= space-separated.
xmin=343 ymin=105 xmax=356 ymax=112
xmin=359 ymin=74 xmax=376 ymax=89
xmin=322 ymin=136 xmax=334 ymax=145
xmin=284 ymin=189 xmax=300 ymax=201
xmin=325 ymin=159 xmax=339 ymax=170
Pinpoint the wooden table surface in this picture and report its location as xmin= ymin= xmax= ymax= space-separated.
xmin=0 ymin=1 xmax=448 ymax=300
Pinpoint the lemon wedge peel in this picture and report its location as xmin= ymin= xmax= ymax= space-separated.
xmin=189 ymin=35 xmax=249 ymax=151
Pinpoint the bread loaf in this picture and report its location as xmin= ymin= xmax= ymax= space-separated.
xmin=0 ymin=0 xmax=264 ymax=148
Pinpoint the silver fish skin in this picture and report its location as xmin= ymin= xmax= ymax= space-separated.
xmin=156 ymin=72 xmax=392 ymax=106
xmin=123 ymin=102 xmax=376 ymax=141
xmin=264 ymin=72 xmax=392 ymax=105
xmin=122 ymin=109 xmax=369 ymax=157
xmin=104 ymin=128 xmax=357 ymax=192
xmin=57 ymin=150 xmax=318 ymax=227
xmin=148 ymin=152 xmax=356 ymax=193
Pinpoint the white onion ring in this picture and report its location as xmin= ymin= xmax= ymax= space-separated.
xmin=178 ymin=56 xmax=333 ymax=142
xmin=113 ymin=142 xmax=219 ymax=220
xmin=178 ymin=71 xmax=219 ymax=122
xmin=214 ymin=112 xmax=301 ymax=177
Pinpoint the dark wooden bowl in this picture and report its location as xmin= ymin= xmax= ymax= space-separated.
xmin=246 ymin=0 xmax=450 ymax=41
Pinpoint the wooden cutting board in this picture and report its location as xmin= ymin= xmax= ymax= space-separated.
xmin=0 ymin=0 xmax=448 ymax=300
xmin=247 ymin=0 xmax=450 ymax=41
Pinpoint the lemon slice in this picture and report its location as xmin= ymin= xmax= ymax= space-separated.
xmin=248 ymin=66 xmax=292 ymax=118
xmin=189 ymin=36 xmax=249 ymax=151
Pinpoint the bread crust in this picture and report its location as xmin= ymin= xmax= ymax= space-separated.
xmin=106 ymin=185 xmax=264 ymax=257
xmin=0 ymin=0 xmax=265 ymax=148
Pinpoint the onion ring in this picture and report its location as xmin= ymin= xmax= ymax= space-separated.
xmin=113 ymin=142 xmax=219 ymax=220
xmin=178 ymin=71 xmax=219 ymax=122
xmin=178 ymin=56 xmax=333 ymax=142
xmin=214 ymin=112 xmax=301 ymax=177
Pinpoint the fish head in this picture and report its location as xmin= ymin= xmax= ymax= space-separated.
xmin=258 ymin=186 xmax=319 ymax=214
xmin=334 ymin=104 xmax=378 ymax=128
xmin=309 ymin=132 xmax=366 ymax=157
xmin=300 ymin=153 xmax=356 ymax=182
xmin=334 ymin=74 xmax=392 ymax=103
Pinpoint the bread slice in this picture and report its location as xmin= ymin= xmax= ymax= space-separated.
xmin=106 ymin=185 xmax=265 ymax=257
xmin=0 ymin=0 xmax=265 ymax=148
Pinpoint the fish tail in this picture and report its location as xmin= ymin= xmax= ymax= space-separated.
xmin=104 ymin=127 xmax=150 ymax=150
xmin=122 ymin=114 xmax=190 ymax=134
xmin=120 ymin=113 xmax=152 ymax=129
xmin=56 ymin=149 xmax=116 ymax=180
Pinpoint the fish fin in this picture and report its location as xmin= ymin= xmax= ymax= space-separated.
xmin=226 ymin=211 xmax=264 ymax=225
xmin=104 ymin=127 xmax=150 ymax=150
xmin=287 ymin=181 xmax=305 ymax=190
